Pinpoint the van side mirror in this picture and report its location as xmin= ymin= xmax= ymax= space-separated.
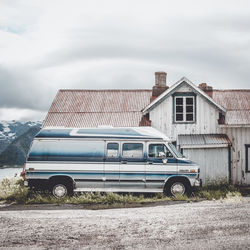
xmin=158 ymin=152 xmax=166 ymax=158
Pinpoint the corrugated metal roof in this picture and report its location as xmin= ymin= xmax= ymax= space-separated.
xmin=178 ymin=134 xmax=231 ymax=147
xmin=49 ymin=90 xmax=152 ymax=112
xmin=212 ymin=90 xmax=250 ymax=125
xmin=43 ymin=90 xmax=152 ymax=128
xmin=43 ymin=84 xmax=250 ymax=128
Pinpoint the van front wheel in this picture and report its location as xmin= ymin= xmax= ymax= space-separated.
xmin=164 ymin=179 xmax=190 ymax=197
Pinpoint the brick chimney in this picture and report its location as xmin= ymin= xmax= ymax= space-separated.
xmin=151 ymin=71 xmax=169 ymax=102
xmin=198 ymin=82 xmax=213 ymax=98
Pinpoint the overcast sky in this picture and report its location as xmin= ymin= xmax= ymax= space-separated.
xmin=0 ymin=0 xmax=250 ymax=121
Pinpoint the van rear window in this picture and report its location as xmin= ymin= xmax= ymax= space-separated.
xmin=122 ymin=143 xmax=143 ymax=158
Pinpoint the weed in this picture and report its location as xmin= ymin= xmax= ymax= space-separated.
xmin=195 ymin=180 xmax=240 ymax=200
xmin=172 ymin=194 xmax=189 ymax=201
xmin=222 ymin=191 xmax=242 ymax=203
xmin=0 ymin=177 xmax=29 ymax=203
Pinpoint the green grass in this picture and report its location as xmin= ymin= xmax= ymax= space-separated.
xmin=194 ymin=179 xmax=240 ymax=200
xmin=0 ymin=178 xmax=172 ymax=205
xmin=0 ymin=178 xmax=243 ymax=206
xmin=26 ymin=192 xmax=175 ymax=205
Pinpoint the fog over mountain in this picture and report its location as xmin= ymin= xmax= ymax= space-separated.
xmin=0 ymin=121 xmax=42 ymax=167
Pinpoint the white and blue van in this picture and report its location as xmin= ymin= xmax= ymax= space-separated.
xmin=22 ymin=127 xmax=201 ymax=198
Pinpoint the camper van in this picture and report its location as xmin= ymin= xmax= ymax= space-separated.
xmin=22 ymin=127 xmax=201 ymax=198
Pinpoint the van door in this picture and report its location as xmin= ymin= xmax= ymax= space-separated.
xmin=104 ymin=142 xmax=120 ymax=190
xmin=119 ymin=142 xmax=146 ymax=191
xmin=75 ymin=140 xmax=105 ymax=190
xmin=146 ymin=143 xmax=178 ymax=191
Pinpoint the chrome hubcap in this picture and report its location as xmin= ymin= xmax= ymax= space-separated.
xmin=53 ymin=184 xmax=67 ymax=198
xmin=171 ymin=182 xmax=185 ymax=196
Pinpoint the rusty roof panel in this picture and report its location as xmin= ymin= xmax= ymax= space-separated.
xmin=225 ymin=110 xmax=250 ymax=125
xmin=212 ymin=90 xmax=250 ymax=125
xmin=44 ymin=90 xmax=152 ymax=128
xmin=49 ymin=90 xmax=152 ymax=113
xmin=178 ymin=134 xmax=231 ymax=146
xmin=43 ymin=112 xmax=145 ymax=128
xmin=212 ymin=90 xmax=250 ymax=110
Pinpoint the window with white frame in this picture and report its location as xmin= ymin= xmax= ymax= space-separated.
xmin=174 ymin=96 xmax=195 ymax=122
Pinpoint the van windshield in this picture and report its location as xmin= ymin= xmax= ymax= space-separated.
xmin=168 ymin=143 xmax=183 ymax=158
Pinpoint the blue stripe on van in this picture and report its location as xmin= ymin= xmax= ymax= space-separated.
xmin=26 ymin=171 xmax=197 ymax=177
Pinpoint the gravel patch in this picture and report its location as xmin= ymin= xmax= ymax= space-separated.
xmin=0 ymin=198 xmax=250 ymax=249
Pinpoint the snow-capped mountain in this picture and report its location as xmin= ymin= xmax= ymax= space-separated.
xmin=0 ymin=120 xmax=42 ymax=154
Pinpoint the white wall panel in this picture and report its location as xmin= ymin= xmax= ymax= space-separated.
xmin=183 ymin=148 xmax=229 ymax=185
xmin=221 ymin=127 xmax=250 ymax=185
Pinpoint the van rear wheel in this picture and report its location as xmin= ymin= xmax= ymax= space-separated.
xmin=50 ymin=179 xmax=73 ymax=198
xmin=164 ymin=179 xmax=190 ymax=197
xmin=52 ymin=183 xmax=68 ymax=198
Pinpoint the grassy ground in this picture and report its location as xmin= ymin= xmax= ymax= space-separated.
xmin=0 ymin=177 xmax=244 ymax=206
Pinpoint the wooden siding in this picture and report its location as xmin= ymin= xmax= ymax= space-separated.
xmin=221 ymin=127 xmax=250 ymax=185
xmin=149 ymin=83 xmax=221 ymax=141
xmin=182 ymin=147 xmax=229 ymax=185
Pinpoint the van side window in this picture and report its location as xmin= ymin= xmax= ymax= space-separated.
xmin=148 ymin=144 xmax=173 ymax=158
xmin=122 ymin=143 xmax=143 ymax=158
xmin=28 ymin=140 xmax=105 ymax=161
xmin=107 ymin=143 xmax=119 ymax=158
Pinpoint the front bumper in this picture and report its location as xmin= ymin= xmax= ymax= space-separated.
xmin=194 ymin=178 xmax=202 ymax=187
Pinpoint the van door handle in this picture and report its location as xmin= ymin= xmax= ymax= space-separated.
xmin=121 ymin=160 xmax=127 ymax=164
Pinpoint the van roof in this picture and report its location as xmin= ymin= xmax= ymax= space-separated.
xmin=36 ymin=127 xmax=169 ymax=141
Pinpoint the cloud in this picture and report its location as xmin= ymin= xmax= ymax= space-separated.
xmin=0 ymin=107 xmax=46 ymax=121
xmin=0 ymin=0 xmax=250 ymax=121
xmin=0 ymin=65 xmax=55 ymax=111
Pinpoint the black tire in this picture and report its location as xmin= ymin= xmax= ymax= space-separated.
xmin=164 ymin=179 xmax=191 ymax=197
xmin=50 ymin=180 xmax=73 ymax=199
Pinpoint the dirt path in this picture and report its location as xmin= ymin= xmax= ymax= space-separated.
xmin=0 ymin=198 xmax=250 ymax=249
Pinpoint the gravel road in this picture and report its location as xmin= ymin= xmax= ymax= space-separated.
xmin=0 ymin=198 xmax=250 ymax=249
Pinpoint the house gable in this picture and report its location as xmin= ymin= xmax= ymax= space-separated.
xmin=143 ymin=77 xmax=226 ymax=114
xmin=146 ymin=78 xmax=224 ymax=141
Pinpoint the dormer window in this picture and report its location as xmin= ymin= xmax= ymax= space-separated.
xmin=173 ymin=94 xmax=196 ymax=123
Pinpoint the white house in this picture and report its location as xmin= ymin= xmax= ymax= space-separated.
xmin=143 ymin=73 xmax=250 ymax=185
xmin=43 ymin=72 xmax=250 ymax=185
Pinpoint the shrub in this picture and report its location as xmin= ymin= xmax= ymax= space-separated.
xmin=0 ymin=177 xmax=29 ymax=203
xmin=195 ymin=179 xmax=240 ymax=200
